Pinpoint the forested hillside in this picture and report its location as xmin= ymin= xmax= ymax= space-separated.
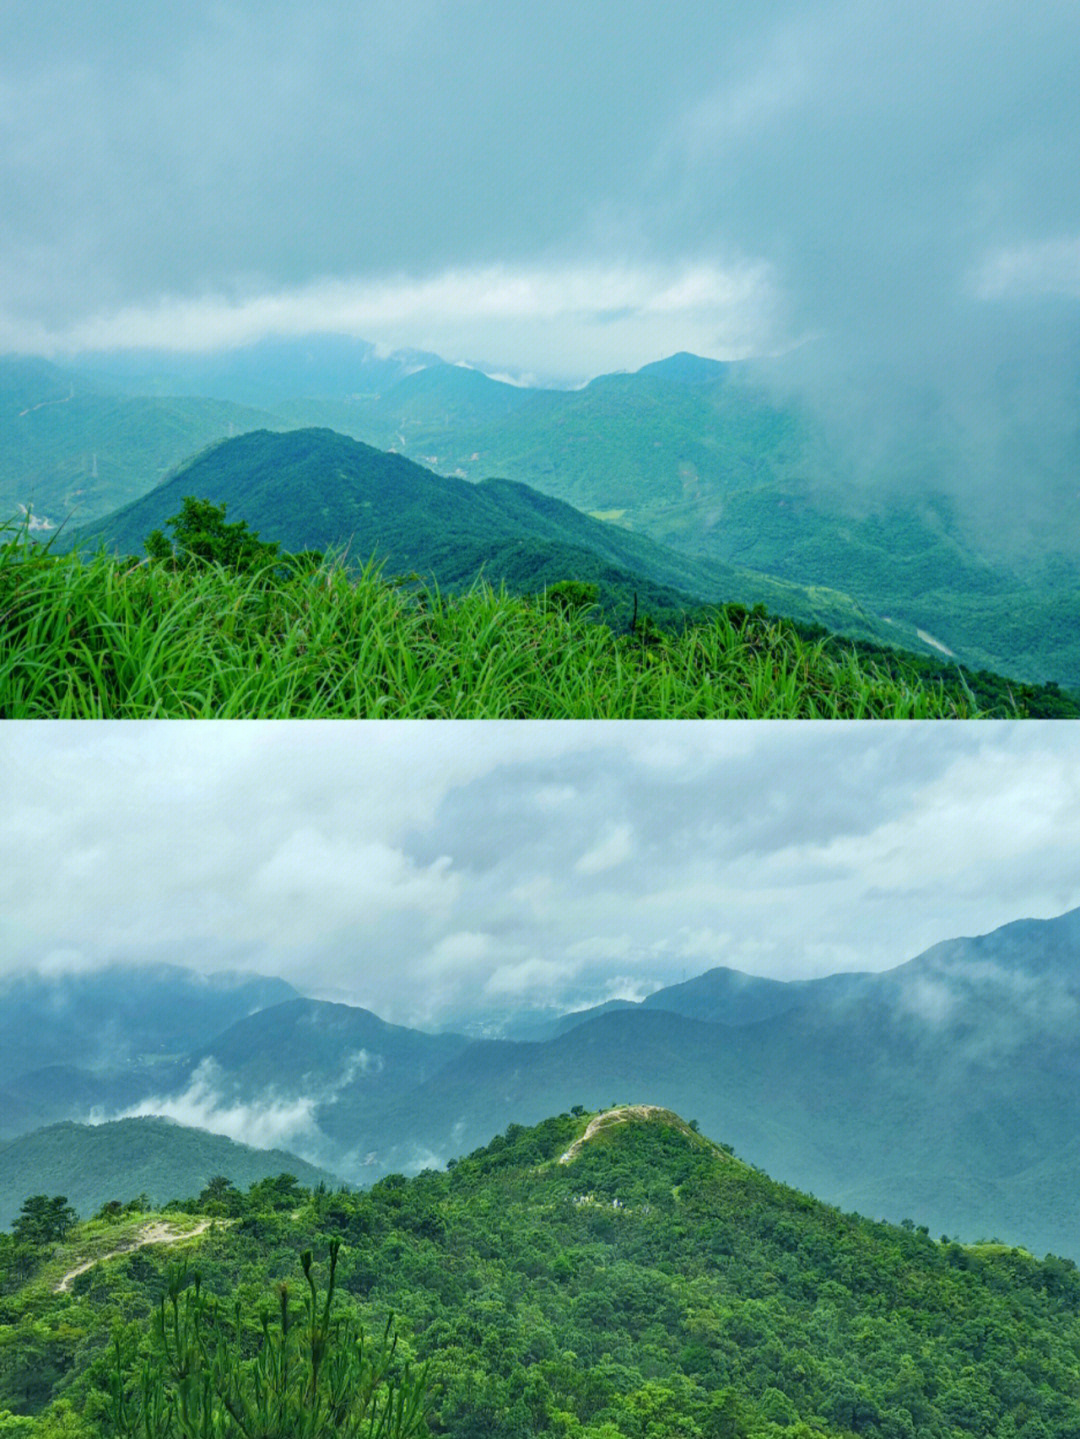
xmin=3 ymin=1106 xmax=1080 ymax=1437
xmin=0 ymin=1119 xmax=339 ymax=1228
xmin=7 ymin=910 xmax=1080 ymax=1259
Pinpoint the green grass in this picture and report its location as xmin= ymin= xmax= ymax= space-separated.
xmin=0 ymin=527 xmax=975 ymax=718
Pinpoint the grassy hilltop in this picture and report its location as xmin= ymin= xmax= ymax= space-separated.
xmin=5 ymin=489 xmax=1077 ymax=716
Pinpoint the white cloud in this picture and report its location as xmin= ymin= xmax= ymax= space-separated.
xmin=4 ymin=260 xmax=777 ymax=381
xmin=423 ymin=931 xmax=497 ymax=975
xmin=576 ymin=822 xmax=635 ymax=875
xmin=111 ymin=1058 xmax=321 ymax=1155
xmin=483 ymin=956 xmax=576 ymax=999
xmin=972 ymin=234 xmax=1080 ymax=300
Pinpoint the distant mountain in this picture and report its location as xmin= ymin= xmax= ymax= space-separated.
xmin=71 ymin=335 xmax=444 ymax=407
xmin=0 ymin=1117 xmax=339 ymax=1227
xmin=0 ymin=963 xmax=296 ymax=1082
xmin=284 ymin=905 xmax=1080 ymax=1256
xmin=7 ymin=910 xmax=1080 ymax=1254
xmin=635 ymin=351 xmax=731 ymax=384
xmin=10 ymin=344 xmax=1080 ymax=683
xmin=0 ymin=965 xmax=297 ymax=1135
xmin=0 ymin=355 xmax=291 ymax=528
xmin=189 ymin=997 xmax=469 ymax=1123
xmin=259 ymin=354 xmax=1080 ymax=687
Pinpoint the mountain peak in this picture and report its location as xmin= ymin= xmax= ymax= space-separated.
xmin=558 ymin=1103 xmax=710 ymax=1164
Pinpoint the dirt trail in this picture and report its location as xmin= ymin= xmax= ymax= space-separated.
xmin=559 ymin=1105 xmax=676 ymax=1164
xmin=55 ymin=1219 xmax=213 ymax=1294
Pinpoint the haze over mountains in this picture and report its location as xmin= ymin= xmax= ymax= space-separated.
xmin=4 ymin=341 xmax=1080 ymax=688
xmin=6 ymin=906 xmax=1080 ymax=1258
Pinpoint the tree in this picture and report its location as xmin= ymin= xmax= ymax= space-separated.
xmin=196 ymin=1176 xmax=244 ymax=1218
xmin=108 ymin=1242 xmax=429 ymax=1439
xmin=144 ymin=497 xmax=284 ymax=575
xmin=13 ymin=1196 xmax=77 ymax=1247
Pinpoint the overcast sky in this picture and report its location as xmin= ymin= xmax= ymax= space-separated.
xmin=2 ymin=1 xmax=1078 ymax=382
xmin=4 ymin=721 xmax=1079 ymax=1029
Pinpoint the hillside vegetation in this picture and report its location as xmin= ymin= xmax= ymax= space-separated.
xmin=9 ymin=351 xmax=1080 ymax=688
xmin=4 ymin=1107 xmax=1080 ymax=1437
xmin=0 ymin=521 xmax=988 ymax=719
xmin=0 ymin=1119 xmax=339 ymax=1229
xmin=9 ymin=911 xmax=1080 ymax=1257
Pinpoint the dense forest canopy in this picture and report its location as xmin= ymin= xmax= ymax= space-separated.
xmin=3 ymin=1107 xmax=1080 ymax=1437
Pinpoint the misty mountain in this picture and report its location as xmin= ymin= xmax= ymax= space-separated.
xmin=178 ymin=904 xmax=1080 ymax=1256
xmin=11 ymin=344 xmax=1080 ymax=683
xmin=258 ymin=353 xmax=1080 ymax=687
xmin=0 ymin=964 xmax=296 ymax=1091
xmin=0 ymin=965 xmax=297 ymax=1143
xmin=72 ymin=336 xmax=445 ymax=408
xmin=188 ymin=997 xmax=469 ymax=1110
xmin=7 ymin=908 xmax=1080 ymax=1257
xmin=0 ymin=1117 xmax=339 ymax=1227
xmin=59 ymin=425 xmax=957 ymax=657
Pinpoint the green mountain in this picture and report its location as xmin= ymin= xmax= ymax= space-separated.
xmin=0 ymin=967 xmax=298 ymax=1147
xmin=10 ymin=344 xmax=1080 ymax=684
xmin=61 ymin=425 xmax=975 ymax=657
xmin=144 ymin=907 xmax=1080 ymax=1259
xmin=0 ymin=965 xmax=296 ymax=1099
xmin=0 ymin=356 xmax=287 ymax=529
xmin=8 ymin=914 xmax=1080 ymax=1260
xmin=0 ymin=1117 xmax=338 ymax=1227
xmin=7 ymin=1106 xmax=1080 ymax=1438
xmin=189 ymin=997 xmax=469 ymax=1109
xmin=269 ymin=356 xmax=1080 ymax=688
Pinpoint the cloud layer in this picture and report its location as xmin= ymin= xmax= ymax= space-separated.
xmin=3 ymin=1 xmax=1077 ymax=388
xmin=4 ymin=722 xmax=1080 ymax=1028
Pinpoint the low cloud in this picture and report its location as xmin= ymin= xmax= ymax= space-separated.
xmin=972 ymin=234 xmax=1080 ymax=301
xmin=110 ymin=1058 xmax=321 ymax=1156
xmin=8 ymin=261 xmax=774 ymax=385
xmin=483 ymin=956 xmax=577 ymax=999
xmin=576 ymin=823 xmax=635 ymax=876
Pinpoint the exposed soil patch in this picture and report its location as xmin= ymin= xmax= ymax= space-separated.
xmin=55 ymin=1219 xmax=214 ymax=1293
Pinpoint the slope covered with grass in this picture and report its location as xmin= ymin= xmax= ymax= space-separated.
xmin=0 ymin=530 xmax=980 ymax=718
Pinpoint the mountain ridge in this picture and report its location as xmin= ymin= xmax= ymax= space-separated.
xmin=6 ymin=905 xmax=1080 ymax=1256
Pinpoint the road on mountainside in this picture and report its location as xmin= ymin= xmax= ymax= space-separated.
xmin=55 ymin=1219 xmax=214 ymax=1293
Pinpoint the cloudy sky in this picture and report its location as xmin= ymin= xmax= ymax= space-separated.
xmin=2 ymin=1 xmax=1078 ymax=382
xmin=4 ymin=721 xmax=1079 ymax=1030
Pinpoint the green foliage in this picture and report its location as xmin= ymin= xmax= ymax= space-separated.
xmin=538 ymin=581 xmax=599 ymax=617
xmin=13 ymin=1197 xmax=77 ymax=1248
xmin=143 ymin=496 xmax=287 ymax=576
xmin=107 ymin=1243 xmax=428 ymax=1439
xmin=194 ymin=1178 xmax=244 ymax=1220
xmin=0 ymin=521 xmax=975 ymax=717
xmin=10 ymin=360 xmax=1080 ymax=688
xmin=9 ymin=1110 xmax=1080 ymax=1436
xmin=0 ymin=1121 xmax=336 ymax=1229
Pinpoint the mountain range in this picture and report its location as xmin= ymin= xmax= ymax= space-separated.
xmin=5 ymin=906 xmax=1080 ymax=1257
xmin=59 ymin=425 xmax=931 ymax=650
xmin=4 ymin=341 xmax=1079 ymax=687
